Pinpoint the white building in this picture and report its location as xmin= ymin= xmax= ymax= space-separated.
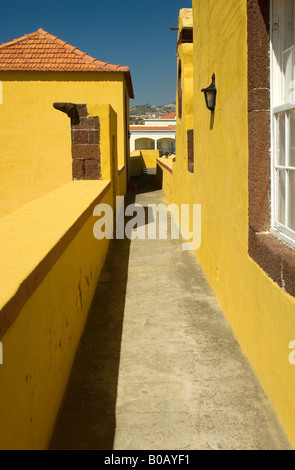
xmin=129 ymin=112 xmax=176 ymax=155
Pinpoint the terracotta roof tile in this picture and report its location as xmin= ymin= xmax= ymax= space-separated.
xmin=0 ymin=28 xmax=134 ymax=98
xmin=160 ymin=112 xmax=176 ymax=119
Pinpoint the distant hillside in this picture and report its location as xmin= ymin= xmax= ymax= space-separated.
xmin=130 ymin=102 xmax=176 ymax=125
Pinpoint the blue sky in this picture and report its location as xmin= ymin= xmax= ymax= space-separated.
xmin=0 ymin=0 xmax=192 ymax=106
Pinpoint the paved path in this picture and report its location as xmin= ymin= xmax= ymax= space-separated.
xmin=50 ymin=176 xmax=292 ymax=450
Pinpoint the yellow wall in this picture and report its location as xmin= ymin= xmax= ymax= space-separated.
xmin=161 ymin=2 xmax=295 ymax=446
xmin=129 ymin=152 xmax=143 ymax=179
xmin=0 ymin=72 xmax=129 ymax=217
xmin=87 ymin=103 xmax=127 ymax=198
xmin=0 ymin=181 xmax=112 ymax=449
xmin=141 ymin=149 xmax=159 ymax=168
xmin=118 ymin=166 xmax=127 ymax=196
xmin=0 ymin=100 xmax=125 ymax=449
xmin=156 ymin=157 xmax=174 ymax=200
xmin=128 ymin=150 xmax=160 ymax=180
xmin=173 ymin=11 xmax=194 ymax=216
xmin=163 ymin=8 xmax=194 ymax=227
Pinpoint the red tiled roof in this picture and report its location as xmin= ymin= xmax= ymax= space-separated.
xmin=130 ymin=126 xmax=175 ymax=131
xmin=0 ymin=28 xmax=134 ymax=98
xmin=160 ymin=112 xmax=176 ymax=119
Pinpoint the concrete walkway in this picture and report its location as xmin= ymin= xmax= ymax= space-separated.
xmin=49 ymin=175 xmax=292 ymax=450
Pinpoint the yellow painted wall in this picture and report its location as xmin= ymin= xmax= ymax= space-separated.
xmin=0 ymin=98 xmax=124 ymax=448
xmin=117 ymin=167 xmax=127 ymax=196
xmin=141 ymin=149 xmax=159 ymax=168
xmin=173 ymin=33 xmax=194 ymax=217
xmin=0 ymin=181 xmax=112 ymax=449
xmin=162 ymin=9 xmax=195 ymax=229
xmin=161 ymin=2 xmax=295 ymax=446
xmin=128 ymin=150 xmax=160 ymax=180
xmin=0 ymin=62 xmax=128 ymax=447
xmin=88 ymin=103 xmax=127 ymax=198
xmin=128 ymin=151 xmax=143 ymax=180
xmin=156 ymin=158 xmax=173 ymax=200
xmin=0 ymin=72 xmax=129 ymax=217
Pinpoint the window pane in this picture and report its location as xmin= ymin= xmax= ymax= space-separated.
xmin=284 ymin=0 xmax=294 ymax=50
xmin=277 ymin=169 xmax=286 ymax=224
xmin=288 ymin=169 xmax=295 ymax=230
xmin=283 ymin=47 xmax=294 ymax=103
xmin=276 ymin=112 xmax=285 ymax=166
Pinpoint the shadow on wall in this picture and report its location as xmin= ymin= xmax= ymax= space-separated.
xmin=49 ymin=192 xmax=135 ymax=450
xmin=130 ymin=173 xmax=160 ymax=195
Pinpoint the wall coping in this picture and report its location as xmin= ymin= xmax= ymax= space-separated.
xmin=156 ymin=157 xmax=173 ymax=174
xmin=0 ymin=180 xmax=111 ymax=339
xmin=118 ymin=165 xmax=125 ymax=175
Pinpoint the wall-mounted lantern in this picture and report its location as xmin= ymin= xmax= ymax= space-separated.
xmin=201 ymin=73 xmax=217 ymax=114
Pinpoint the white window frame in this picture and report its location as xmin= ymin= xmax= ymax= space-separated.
xmin=271 ymin=0 xmax=295 ymax=249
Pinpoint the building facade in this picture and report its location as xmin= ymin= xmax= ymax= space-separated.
xmin=130 ymin=112 xmax=176 ymax=155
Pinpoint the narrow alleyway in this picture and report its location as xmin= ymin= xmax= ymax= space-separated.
xmin=49 ymin=175 xmax=292 ymax=450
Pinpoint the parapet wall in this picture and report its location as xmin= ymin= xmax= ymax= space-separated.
xmin=0 ymin=181 xmax=112 ymax=449
xmin=0 ymin=103 xmax=125 ymax=449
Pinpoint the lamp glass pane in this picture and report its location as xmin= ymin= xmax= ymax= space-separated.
xmin=206 ymin=91 xmax=215 ymax=109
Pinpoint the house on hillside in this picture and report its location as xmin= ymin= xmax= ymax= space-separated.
xmin=129 ymin=112 xmax=176 ymax=155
